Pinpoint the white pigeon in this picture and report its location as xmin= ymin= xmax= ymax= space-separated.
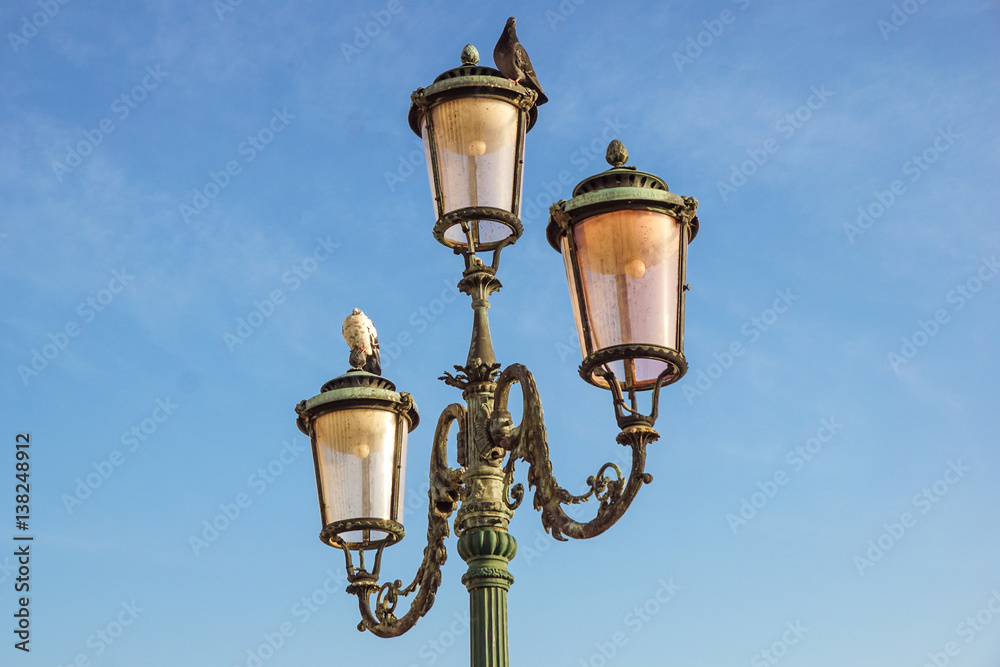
xmin=342 ymin=308 xmax=381 ymax=375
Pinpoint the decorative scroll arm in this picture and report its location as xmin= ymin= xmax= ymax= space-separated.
xmin=490 ymin=363 xmax=658 ymax=542
xmin=347 ymin=403 xmax=466 ymax=638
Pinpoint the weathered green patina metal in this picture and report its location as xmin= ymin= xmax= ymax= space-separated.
xmin=457 ymin=528 xmax=516 ymax=665
xmin=409 ymin=45 xmax=537 ymax=263
xmin=489 ymin=363 xmax=657 ymax=541
xmin=341 ymin=403 xmax=465 ymax=638
xmin=297 ymin=46 xmax=700 ymax=667
xmin=295 ymin=369 xmax=418 ymax=552
xmin=546 ymin=140 xmax=699 ymax=424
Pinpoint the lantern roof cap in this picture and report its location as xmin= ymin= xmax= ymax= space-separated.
xmin=545 ymin=140 xmax=700 ymax=251
xmin=408 ymin=44 xmax=539 ymax=136
xmin=320 ymin=368 xmax=395 ymax=393
xmin=571 ymin=140 xmax=670 ymax=197
xmin=296 ymin=369 xmax=419 ymax=434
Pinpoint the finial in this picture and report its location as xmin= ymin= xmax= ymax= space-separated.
xmin=606 ymin=140 xmax=629 ymax=168
xmin=461 ymin=44 xmax=480 ymax=66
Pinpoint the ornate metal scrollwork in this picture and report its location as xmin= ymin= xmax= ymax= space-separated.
xmin=490 ymin=363 xmax=658 ymax=541
xmin=501 ymin=455 xmax=524 ymax=511
xmin=374 ymin=579 xmax=401 ymax=625
xmin=584 ymin=462 xmax=626 ymax=509
xmin=440 ymin=359 xmax=501 ymax=391
xmin=345 ymin=403 xmax=466 ymax=637
xmin=594 ymin=365 xmax=675 ymax=431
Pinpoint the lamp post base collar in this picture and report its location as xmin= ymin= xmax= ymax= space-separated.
xmin=458 ymin=528 xmax=517 ymax=591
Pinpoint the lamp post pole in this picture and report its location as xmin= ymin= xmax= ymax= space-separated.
xmin=294 ymin=41 xmax=699 ymax=667
xmin=451 ymin=263 xmax=514 ymax=666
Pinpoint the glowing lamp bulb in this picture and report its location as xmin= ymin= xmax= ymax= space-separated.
xmin=467 ymin=139 xmax=487 ymax=156
xmin=352 ymin=444 xmax=371 ymax=459
xmin=624 ymin=258 xmax=646 ymax=280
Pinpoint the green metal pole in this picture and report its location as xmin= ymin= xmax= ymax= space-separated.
xmin=452 ymin=266 xmax=515 ymax=667
xmin=458 ymin=528 xmax=516 ymax=666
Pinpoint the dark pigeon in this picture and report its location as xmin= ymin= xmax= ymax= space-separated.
xmin=493 ymin=17 xmax=548 ymax=106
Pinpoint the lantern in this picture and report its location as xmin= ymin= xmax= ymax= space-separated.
xmin=409 ymin=44 xmax=538 ymax=256
xmin=547 ymin=140 xmax=699 ymax=396
xmin=296 ymin=369 xmax=419 ymax=553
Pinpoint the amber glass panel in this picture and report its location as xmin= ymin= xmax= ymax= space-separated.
xmin=567 ymin=209 xmax=682 ymax=386
xmin=562 ymin=237 xmax=588 ymax=356
xmin=313 ymin=409 xmax=407 ymax=543
xmin=421 ymin=96 xmax=520 ymax=245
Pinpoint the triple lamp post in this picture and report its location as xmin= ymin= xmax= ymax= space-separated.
xmin=294 ymin=44 xmax=700 ymax=665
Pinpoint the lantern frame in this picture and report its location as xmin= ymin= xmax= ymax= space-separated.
xmin=408 ymin=45 xmax=538 ymax=261
xmin=295 ymin=369 xmax=419 ymax=557
xmin=546 ymin=142 xmax=699 ymax=402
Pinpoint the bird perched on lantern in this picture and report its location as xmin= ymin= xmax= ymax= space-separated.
xmin=342 ymin=308 xmax=381 ymax=375
xmin=493 ymin=16 xmax=548 ymax=106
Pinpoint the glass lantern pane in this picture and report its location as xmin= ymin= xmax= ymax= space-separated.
xmin=422 ymin=96 xmax=521 ymax=243
xmin=561 ymin=236 xmax=588 ymax=357
xmin=570 ymin=209 xmax=683 ymax=386
xmin=312 ymin=408 xmax=408 ymax=543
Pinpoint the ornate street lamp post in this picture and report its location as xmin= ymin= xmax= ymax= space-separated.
xmin=295 ymin=44 xmax=699 ymax=666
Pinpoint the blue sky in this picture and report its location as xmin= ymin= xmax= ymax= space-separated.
xmin=2 ymin=0 xmax=999 ymax=665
